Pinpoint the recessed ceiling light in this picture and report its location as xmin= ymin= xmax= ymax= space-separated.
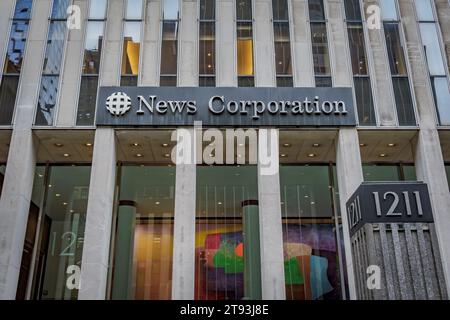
xmin=85 ymin=143 xmax=93 ymax=147
xmin=311 ymin=201 xmax=315 ymax=205
xmin=360 ymin=143 xmax=366 ymax=147
xmin=162 ymin=143 xmax=169 ymax=147
xmin=304 ymin=195 xmax=309 ymax=198
xmin=283 ymin=143 xmax=291 ymax=147
xmin=63 ymin=153 xmax=70 ymax=157
xmin=48 ymin=184 xmax=52 ymax=188
xmin=55 ymin=193 xmax=61 ymax=197
xmin=62 ymin=202 xmax=68 ymax=206
xmin=70 ymin=210 xmax=74 ymax=213
xmin=308 ymin=153 xmax=316 ymax=157
xmin=136 ymin=153 xmax=143 ymax=157
xmin=379 ymin=153 xmax=387 ymax=157
xmin=38 ymin=174 xmax=43 ymax=178
xmin=280 ymin=154 xmax=288 ymax=157
xmin=155 ymin=201 xmax=160 ymax=205
xmin=387 ymin=143 xmax=396 ymax=147
xmin=312 ymin=143 xmax=320 ymax=147
xmin=54 ymin=143 xmax=63 ymax=147
xmin=131 ymin=143 xmax=140 ymax=147
xmin=218 ymin=202 xmax=223 ymax=205
xmin=164 ymin=153 xmax=171 ymax=158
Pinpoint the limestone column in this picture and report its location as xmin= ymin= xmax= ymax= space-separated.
xmin=141 ymin=0 xmax=161 ymax=86
xmin=217 ymin=0 xmax=237 ymax=86
xmin=56 ymin=0 xmax=89 ymax=127
xmin=0 ymin=0 xmax=52 ymax=300
xmin=257 ymin=129 xmax=286 ymax=300
xmin=397 ymin=0 xmax=450 ymax=296
xmin=178 ymin=0 xmax=198 ymax=86
xmin=78 ymin=129 xmax=117 ymax=299
xmin=171 ymin=128 xmax=197 ymax=299
xmin=254 ymin=0 xmax=276 ymax=86
xmin=435 ymin=0 xmax=450 ymax=68
xmin=0 ymin=1 xmax=15 ymax=73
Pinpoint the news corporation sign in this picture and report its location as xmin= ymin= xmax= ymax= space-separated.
xmin=95 ymin=87 xmax=356 ymax=126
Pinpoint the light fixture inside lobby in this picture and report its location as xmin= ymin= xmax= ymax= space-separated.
xmin=280 ymin=154 xmax=288 ymax=157
xmin=387 ymin=143 xmax=396 ymax=147
xmin=162 ymin=143 xmax=169 ymax=147
xmin=379 ymin=153 xmax=387 ymax=157
xmin=63 ymin=153 xmax=70 ymax=157
xmin=131 ymin=142 xmax=140 ymax=147
xmin=308 ymin=153 xmax=316 ymax=157
xmin=85 ymin=142 xmax=93 ymax=147
xmin=312 ymin=143 xmax=320 ymax=147
xmin=283 ymin=143 xmax=291 ymax=147
xmin=136 ymin=153 xmax=143 ymax=157
xmin=54 ymin=143 xmax=63 ymax=147
xmin=164 ymin=153 xmax=170 ymax=158
xmin=360 ymin=143 xmax=366 ymax=147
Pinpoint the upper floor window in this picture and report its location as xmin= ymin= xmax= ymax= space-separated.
xmin=199 ymin=0 xmax=215 ymax=87
xmin=273 ymin=0 xmax=292 ymax=87
xmin=160 ymin=0 xmax=179 ymax=86
xmin=236 ymin=0 xmax=254 ymax=87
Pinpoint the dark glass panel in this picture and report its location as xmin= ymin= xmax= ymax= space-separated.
xmin=35 ymin=75 xmax=59 ymax=126
xmin=0 ymin=75 xmax=19 ymax=125
xmin=121 ymin=75 xmax=138 ymax=86
xmin=199 ymin=76 xmax=216 ymax=87
xmin=274 ymin=22 xmax=292 ymax=76
xmin=276 ymin=76 xmax=293 ymax=87
xmin=315 ymin=76 xmax=332 ymax=87
xmin=308 ymin=0 xmax=325 ymax=21
xmin=3 ymin=21 xmax=29 ymax=74
xmin=160 ymin=76 xmax=177 ymax=86
xmin=272 ymin=0 xmax=289 ymax=21
xmin=82 ymin=22 xmax=104 ymax=74
xmin=200 ymin=0 xmax=215 ymax=20
xmin=236 ymin=0 xmax=252 ymax=20
xmin=354 ymin=76 xmax=376 ymax=126
xmin=392 ymin=77 xmax=416 ymax=126
xmin=311 ymin=22 xmax=331 ymax=75
xmin=347 ymin=23 xmax=368 ymax=75
xmin=384 ymin=22 xmax=407 ymax=75
xmin=76 ymin=76 xmax=98 ymax=126
xmin=160 ymin=21 xmax=178 ymax=75
xmin=238 ymin=76 xmax=254 ymax=87
xmin=344 ymin=0 xmax=362 ymax=21
xmin=42 ymin=21 xmax=67 ymax=75
xmin=199 ymin=22 xmax=215 ymax=75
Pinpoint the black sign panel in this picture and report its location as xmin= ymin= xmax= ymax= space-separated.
xmin=346 ymin=182 xmax=433 ymax=236
xmin=95 ymin=87 xmax=356 ymax=127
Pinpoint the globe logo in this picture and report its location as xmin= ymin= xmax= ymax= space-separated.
xmin=106 ymin=92 xmax=132 ymax=116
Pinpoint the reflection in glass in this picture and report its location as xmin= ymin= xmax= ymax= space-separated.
xmin=419 ymin=23 xmax=446 ymax=76
xmin=414 ymin=0 xmax=434 ymax=21
xmin=384 ymin=23 xmax=407 ymax=75
xmin=76 ymin=76 xmax=98 ymax=126
xmin=89 ymin=0 xmax=108 ymax=19
xmin=35 ymin=75 xmax=59 ymax=126
xmin=392 ymin=77 xmax=416 ymax=126
xmin=363 ymin=164 xmax=416 ymax=181
xmin=160 ymin=76 xmax=177 ymax=87
xmin=347 ymin=24 xmax=367 ymax=75
xmin=273 ymin=0 xmax=289 ymax=21
xmin=311 ymin=23 xmax=331 ymax=76
xmin=308 ymin=0 xmax=325 ymax=21
xmin=200 ymin=0 xmax=215 ymax=20
xmin=274 ymin=22 xmax=292 ymax=76
xmin=354 ymin=77 xmax=376 ymax=126
xmin=122 ymin=22 xmax=141 ymax=76
xmin=195 ymin=166 xmax=258 ymax=300
xmin=199 ymin=76 xmax=216 ymax=87
xmin=111 ymin=166 xmax=175 ymax=300
xmin=126 ymin=0 xmax=143 ymax=19
xmin=380 ymin=0 xmax=398 ymax=20
xmin=432 ymin=77 xmax=450 ymax=125
xmin=3 ymin=21 xmax=29 ymax=74
xmin=237 ymin=22 xmax=254 ymax=76
xmin=236 ymin=0 xmax=252 ymax=20
xmin=280 ymin=166 xmax=343 ymax=300
xmin=0 ymin=75 xmax=19 ymax=125
xmin=121 ymin=75 xmax=138 ymax=86
xmin=344 ymin=0 xmax=362 ymax=21
xmin=238 ymin=76 xmax=255 ymax=87
xmin=160 ymin=21 xmax=178 ymax=77
xmin=38 ymin=166 xmax=91 ymax=300
xmin=13 ymin=0 xmax=32 ymax=20
xmin=315 ymin=76 xmax=332 ymax=87
xmin=51 ymin=0 xmax=71 ymax=19
xmin=277 ymin=76 xmax=293 ymax=87
xmin=82 ymin=22 xmax=104 ymax=74
xmin=42 ymin=21 xmax=67 ymax=75
xmin=199 ymin=23 xmax=215 ymax=75
xmin=163 ymin=0 xmax=179 ymax=20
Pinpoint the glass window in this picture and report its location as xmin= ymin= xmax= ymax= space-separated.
xmin=0 ymin=75 xmax=19 ymax=124
xmin=199 ymin=22 xmax=215 ymax=75
xmin=384 ymin=22 xmax=407 ymax=75
xmin=3 ymin=21 xmax=29 ymax=74
xmin=354 ymin=76 xmax=376 ymax=125
xmin=347 ymin=24 xmax=368 ymax=75
xmin=277 ymin=76 xmax=293 ymax=87
xmin=315 ymin=76 xmax=332 ymax=87
xmin=111 ymin=166 xmax=175 ymax=300
xmin=89 ymin=0 xmax=108 ymax=19
xmin=414 ymin=0 xmax=434 ymax=22
xmin=273 ymin=0 xmax=289 ymax=21
xmin=344 ymin=0 xmax=362 ymax=21
xmin=126 ymin=0 xmax=143 ymax=19
xmin=195 ymin=166 xmax=259 ymax=300
xmin=392 ymin=77 xmax=416 ymax=125
xmin=432 ymin=77 xmax=450 ymax=125
xmin=35 ymin=166 xmax=91 ymax=300
xmin=380 ymin=0 xmax=398 ymax=21
xmin=35 ymin=75 xmax=59 ymax=126
xmin=122 ymin=22 xmax=141 ymax=76
xmin=311 ymin=23 xmax=331 ymax=76
xmin=419 ymin=23 xmax=446 ymax=76
xmin=163 ymin=0 xmax=179 ymax=20
xmin=160 ymin=76 xmax=177 ymax=87
xmin=237 ymin=22 xmax=254 ymax=77
xmin=363 ymin=164 xmax=400 ymax=181
xmin=199 ymin=76 xmax=215 ymax=87
xmin=238 ymin=76 xmax=255 ymax=87
xmin=308 ymin=0 xmax=325 ymax=21
xmin=160 ymin=21 xmax=178 ymax=76
xmin=14 ymin=0 xmax=33 ymax=20
xmin=82 ymin=22 xmax=104 ymax=75
xmin=402 ymin=165 xmax=417 ymax=181
xmin=280 ymin=165 xmax=343 ymax=300
xmin=51 ymin=0 xmax=71 ymax=19
xmin=42 ymin=21 xmax=67 ymax=75
xmin=445 ymin=165 xmax=450 ymax=190
xmin=200 ymin=0 xmax=215 ymax=20
xmin=274 ymin=22 xmax=292 ymax=76
xmin=76 ymin=76 xmax=98 ymax=126
xmin=236 ymin=0 xmax=252 ymax=20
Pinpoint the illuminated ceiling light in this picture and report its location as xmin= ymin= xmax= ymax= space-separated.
xmin=280 ymin=154 xmax=288 ymax=157
xmin=135 ymin=153 xmax=143 ymax=157
xmin=360 ymin=143 xmax=366 ymax=147
xmin=310 ymin=201 xmax=315 ymax=205
xmin=218 ymin=202 xmax=223 ymax=205
xmin=62 ymin=202 xmax=68 ymax=206
xmin=131 ymin=142 xmax=140 ymax=147
xmin=308 ymin=153 xmax=316 ymax=158
xmin=312 ymin=143 xmax=320 ymax=147
xmin=155 ymin=201 xmax=160 ymax=205
xmin=55 ymin=194 xmax=61 ymax=197
xmin=208 ymin=64 xmax=212 ymax=69
xmin=63 ymin=153 xmax=70 ymax=157
xmin=162 ymin=143 xmax=169 ymax=147
xmin=283 ymin=143 xmax=291 ymax=147
xmin=387 ymin=143 xmax=396 ymax=147
xmin=379 ymin=153 xmax=387 ymax=158
xmin=48 ymin=184 xmax=52 ymax=188
xmin=70 ymin=210 xmax=74 ymax=213
xmin=207 ymin=53 xmax=211 ymax=57
xmin=304 ymin=195 xmax=309 ymax=198
xmin=85 ymin=142 xmax=93 ymax=147
xmin=38 ymin=174 xmax=43 ymax=178
xmin=54 ymin=143 xmax=63 ymax=147
xmin=164 ymin=153 xmax=171 ymax=158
